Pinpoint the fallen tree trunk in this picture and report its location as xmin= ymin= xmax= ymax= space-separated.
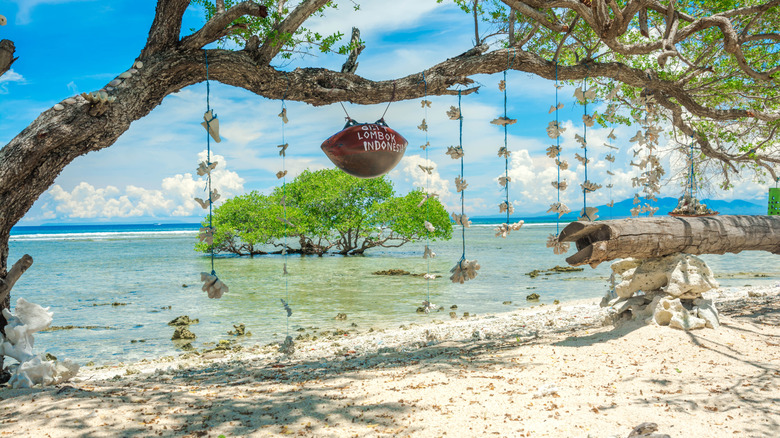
xmin=558 ymin=215 xmax=780 ymax=267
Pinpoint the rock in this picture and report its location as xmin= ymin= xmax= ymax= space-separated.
xmin=334 ymin=313 xmax=347 ymax=320
xmin=502 ymin=301 xmax=512 ymax=305
xmin=553 ymin=299 xmax=560 ymax=305
xmin=627 ymin=422 xmax=670 ymax=438
xmin=653 ymin=297 xmax=706 ymax=330
xmin=373 ymin=269 xmax=410 ymax=276
xmin=168 ymin=315 xmax=199 ymax=326
xmin=450 ymin=305 xmax=458 ymax=309
xmin=526 ymin=293 xmax=540 ymax=301
xmin=171 ymin=327 xmax=196 ymax=340
xmin=693 ymin=298 xmax=720 ymax=329
xmin=612 ymin=254 xmax=718 ymax=299
xmin=449 ymin=311 xmax=457 ymax=319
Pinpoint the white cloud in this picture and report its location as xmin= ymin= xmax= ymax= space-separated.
xmin=42 ymin=152 xmax=244 ymax=220
xmin=10 ymin=0 xmax=96 ymax=25
xmin=0 ymin=70 xmax=25 ymax=94
xmin=390 ymin=153 xmax=452 ymax=206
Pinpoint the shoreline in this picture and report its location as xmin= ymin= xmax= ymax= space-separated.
xmin=2 ymin=283 xmax=778 ymax=437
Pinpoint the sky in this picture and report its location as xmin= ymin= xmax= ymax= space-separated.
xmin=0 ymin=0 xmax=771 ymax=225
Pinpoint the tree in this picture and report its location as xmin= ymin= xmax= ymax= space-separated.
xmin=199 ymin=169 xmax=453 ymax=256
xmin=2 ymin=0 xmax=780 ymax=339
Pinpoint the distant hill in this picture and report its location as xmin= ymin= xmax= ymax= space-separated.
xmin=472 ymin=197 xmax=767 ymax=223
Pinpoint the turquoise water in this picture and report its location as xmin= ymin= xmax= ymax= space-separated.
xmin=7 ymin=222 xmax=779 ymax=365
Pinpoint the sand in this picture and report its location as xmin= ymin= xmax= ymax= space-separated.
xmin=1 ymin=283 xmax=778 ymax=437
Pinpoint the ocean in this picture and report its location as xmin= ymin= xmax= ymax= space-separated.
xmin=7 ymin=220 xmax=779 ymax=365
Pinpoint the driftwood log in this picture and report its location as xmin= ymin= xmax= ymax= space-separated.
xmin=558 ymin=215 xmax=780 ymax=267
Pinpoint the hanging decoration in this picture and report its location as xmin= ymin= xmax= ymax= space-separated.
xmin=629 ymin=90 xmax=664 ymax=217
xmin=545 ymin=63 xmax=570 ymax=254
xmin=417 ymin=74 xmax=438 ymax=313
xmin=198 ymin=51 xmax=228 ymax=299
xmin=448 ymin=91 xmax=480 ymax=284
xmin=670 ymin=136 xmax=719 ymax=217
xmin=277 ymin=88 xmax=295 ymax=354
xmin=575 ymin=76 xmax=601 ymax=222
xmin=604 ymin=128 xmax=617 ymax=218
xmin=493 ymin=56 xmax=524 ymax=239
xmin=321 ymin=85 xmax=407 ymax=179
xmin=769 ymin=179 xmax=780 ymax=215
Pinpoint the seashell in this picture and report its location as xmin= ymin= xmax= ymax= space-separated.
xmin=134 ymin=61 xmax=144 ymax=69
xmin=578 ymin=206 xmax=599 ymax=221
xmin=53 ymin=104 xmax=65 ymax=111
xmin=98 ymin=90 xmax=109 ymax=102
xmin=451 ymin=212 xmax=471 ymax=228
xmin=490 ymin=117 xmax=517 ymax=126
xmin=0 ymin=15 xmax=6 ymax=26
xmin=108 ymin=79 xmax=122 ymax=87
xmin=449 ymin=258 xmax=480 ymax=284
xmin=119 ymin=71 xmax=133 ymax=79
xmin=64 ymin=98 xmax=77 ymax=104
xmin=424 ymin=221 xmax=436 ymax=233
xmin=446 ymin=145 xmax=464 ymax=160
xmin=108 ymin=96 xmax=117 ymax=103
xmin=128 ymin=68 xmax=138 ymax=74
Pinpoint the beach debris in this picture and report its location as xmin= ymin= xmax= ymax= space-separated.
xmin=418 ymin=164 xmax=433 ymax=175
xmin=551 ymin=180 xmax=568 ymax=190
xmin=627 ymin=422 xmax=670 ymax=438
xmin=451 ymin=212 xmax=472 ymax=227
xmin=498 ymin=176 xmax=511 ymax=187
xmin=278 ymin=108 xmax=288 ymax=123
xmin=277 ymin=143 xmax=288 ymax=157
xmin=417 ymin=119 xmax=428 ymax=131
xmin=579 ymin=206 xmax=599 ymax=221
xmin=168 ymin=315 xmax=199 ymax=326
xmin=416 ymin=301 xmax=439 ymax=314
xmin=498 ymin=201 xmax=514 ymax=214
xmin=421 ymin=99 xmax=431 ymax=108
xmin=546 ymin=145 xmax=561 ymax=158
xmin=547 ymin=202 xmax=571 ymax=218
xmin=279 ymin=335 xmax=295 ymax=355
xmin=671 ymin=194 xmax=718 ymax=216
xmin=498 ymin=80 xmax=505 ymax=91
xmin=494 ymin=221 xmax=523 ymax=238
xmin=526 ymin=293 xmax=540 ymax=301
xmin=423 ymin=273 xmax=436 ymax=280
xmin=497 ymin=146 xmax=510 ymax=158
xmin=533 ymin=384 xmax=559 ymax=397
xmin=280 ymin=299 xmax=292 ymax=317
xmin=449 ymin=258 xmax=480 ymax=284
xmin=490 ymin=116 xmax=517 ymax=126
xmin=546 ymin=120 xmax=565 ymax=138
xmin=446 ymin=106 xmax=461 ymax=120
xmin=423 ymin=245 xmax=436 ymax=258
xmin=201 ymin=109 xmax=221 ymax=143
xmin=546 ymin=234 xmax=570 ymax=254
xmin=171 ymin=326 xmax=196 ymax=340
xmin=198 ymin=226 xmax=215 ymax=245
xmin=548 ymin=102 xmax=564 ymax=113
xmin=581 ymin=181 xmax=602 ymax=192
xmin=0 ymin=298 xmax=80 ymax=389
xmin=446 ymin=145 xmax=464 ymax=160
xmin=200 ymin=272 xmax=228 ymax=299
xmin=455 ymin=176 xmax=468 ymax=192
xmin=334 ymin=313 xmax=347 ymax=320
xmin=424 ymin=221 xmax=436 ymax=232
xmin=196 ymin=160 xmax=217 ymax=176
xmin=574 ymin=86 xmax=596 ymax=103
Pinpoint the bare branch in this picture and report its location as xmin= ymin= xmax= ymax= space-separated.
xmin=504 ymin=0 xmax=569 ymax=32
xmin=0 ymin=39 xmax=17 ymax=77
xmin=341 ymin=27 xmax=364 ymax=74
xmin=0 ymin=255 xmax=32 ymax=306
xmin=180 ymin=1 xmax=268 ymax=50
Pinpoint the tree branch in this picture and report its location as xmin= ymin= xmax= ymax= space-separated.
xmin=180 ymin=1 xmax=269 ymax=50
xmin=255 ymin=0 xmax=331 ymax=63
xmin=141 ymin=0 xmax=190 ymax=57
xmin=0 ymin=39 xmax=17 ymax=77
xmin=340 ymin=27 xmax=364 ymax=74
xmin=0 ymin=255 xmax=33 ymax=307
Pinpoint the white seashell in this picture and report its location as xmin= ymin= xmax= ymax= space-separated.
xmin=108 ymin=79 xmax=122 ymax=87
xmin=119 ymin=72 xmax=132 ymax=79
xmin=128 ymin=68 xmax=138 ymax=74
xmin=0 ymin=15 xmax=6 ymax=26
xmin=105 ymin=87 xmax=115 ymax=92
xmin=108 ymin=96 xmax=117 ymax=103
xmin=53 ymin=104 xmax=65 ymax=111
xmin=134 ymin=61 xmax=144 ymax=69
xmin=98 ymin=90 xmax=109 ymax=102
xmin=64 ymin=98 xmax=77 ymax=104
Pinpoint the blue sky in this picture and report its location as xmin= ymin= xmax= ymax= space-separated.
xmin=0 ymin=0 xmax=769 ymax=225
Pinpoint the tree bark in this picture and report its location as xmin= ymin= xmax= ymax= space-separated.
xmin=558 ymin=215 xmax=780 ymax=267
xmin=0 ymin=39 xmax=16 ymax=78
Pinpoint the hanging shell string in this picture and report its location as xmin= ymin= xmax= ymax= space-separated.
xmin=582 ymin=76 xmax=590 ymax=220
xmin=198 ymin=50 xmax=228 ymax=299
xmin=278 ymin=76 xmax=294 ymax=354
xmin=422 ymin=74 xmax=431 ymax=305
xmin=545 ymin=62 xmax=570 ymax=255
xmin=494 ymin=51 xmax=523 ymax=239
xmin=448 ymin=90 xmax=480 ymax=284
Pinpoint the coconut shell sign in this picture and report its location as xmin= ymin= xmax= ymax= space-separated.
xmin=321 ymin=119 xmax=408 ymax=178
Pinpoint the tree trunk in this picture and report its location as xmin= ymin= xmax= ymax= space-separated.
xmin=558 ymin=215 xmax=780 ymax=267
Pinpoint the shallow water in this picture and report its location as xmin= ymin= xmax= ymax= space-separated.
xmin=8 ymin=223 xmax=779 ymax=364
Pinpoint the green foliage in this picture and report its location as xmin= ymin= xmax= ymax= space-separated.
xmin=199 ymin=168 xmax=452 ymax=256
xmin=191 ymin=0 xmax=363 ymax=59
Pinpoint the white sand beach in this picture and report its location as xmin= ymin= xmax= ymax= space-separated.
xmin=1 ymin=283 xmax=778 ymax=437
